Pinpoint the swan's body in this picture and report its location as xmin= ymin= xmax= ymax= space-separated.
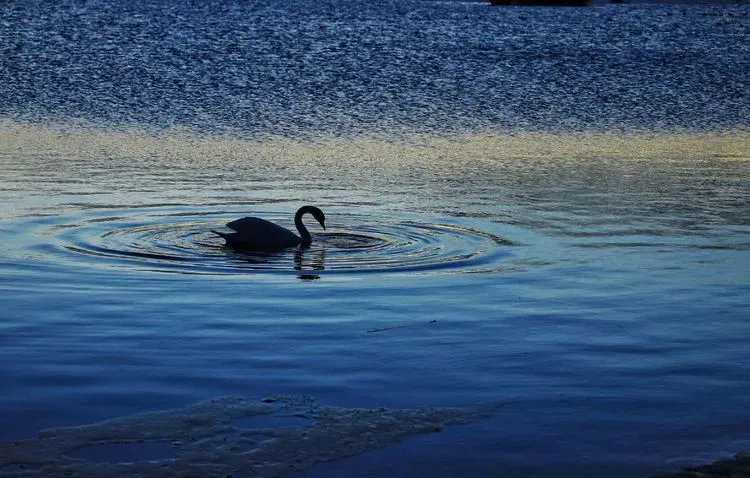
xmin=212 ymin=205 xmax=326 ymax=250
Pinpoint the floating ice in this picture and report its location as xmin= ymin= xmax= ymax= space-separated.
xmin=0 ymin=396 xmax=494 ymax=477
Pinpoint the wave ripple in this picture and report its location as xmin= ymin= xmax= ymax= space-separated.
xmin=22 ymin=209 xmax=515 ymax=278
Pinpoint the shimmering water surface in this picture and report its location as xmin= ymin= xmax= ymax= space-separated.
xmin=1 ymin=0 xmax=749 ymax=477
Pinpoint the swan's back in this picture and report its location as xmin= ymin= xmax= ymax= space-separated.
xmin=225 ymin=216 xmax=300 ymax=249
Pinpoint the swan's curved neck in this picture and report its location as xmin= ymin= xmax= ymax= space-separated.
xmin=294 ymin=207 xmax=312 ymax=245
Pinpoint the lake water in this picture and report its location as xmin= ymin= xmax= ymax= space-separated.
xmin=0 ymin=1 xmax=749 ymax=477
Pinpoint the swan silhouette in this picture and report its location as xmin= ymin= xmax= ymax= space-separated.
xmin=212 ymin=205 xmax=326 ymax=250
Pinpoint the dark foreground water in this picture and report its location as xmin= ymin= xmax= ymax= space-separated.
xmin=1 ymin=0 xmax=749 ymax=477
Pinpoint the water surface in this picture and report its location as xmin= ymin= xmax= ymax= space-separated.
xmin=1 ymin=0 xmax=749 ymax=476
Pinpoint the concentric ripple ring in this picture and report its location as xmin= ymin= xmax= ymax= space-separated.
xmin=19 ymin=208 xmax=516 ymax=277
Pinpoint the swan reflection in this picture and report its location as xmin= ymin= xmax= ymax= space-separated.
xmin=221 ymin=235 xmax=327 ymax=280
xmin=294 ymin=247 xmax=325 ymax=273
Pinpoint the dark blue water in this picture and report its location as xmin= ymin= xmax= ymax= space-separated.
xmin=1 ymin=0 xmax=748 ymax=135
xmin=1 ymin=1 xmax=749 ymax=477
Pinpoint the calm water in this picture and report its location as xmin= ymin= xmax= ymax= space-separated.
xmin=1 ymin=0 xmax=749 ymax=477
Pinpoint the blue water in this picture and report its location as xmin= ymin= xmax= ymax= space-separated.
xmin=1 ymin=0 xmax=749 ymax=476
xmin=1 ymin=0 xmax=748 ymax=135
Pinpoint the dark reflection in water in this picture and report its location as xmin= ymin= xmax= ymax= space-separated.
xmin=229 ymin=241 xmax=327 ymax=279
xmin=228 ymin=233 xmax=380 ymax=272
xmin=294 ymin=243 xmax=325 ymax=272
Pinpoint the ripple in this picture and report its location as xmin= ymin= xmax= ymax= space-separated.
xmin=20 ymin=208 xmax=516 ymax=277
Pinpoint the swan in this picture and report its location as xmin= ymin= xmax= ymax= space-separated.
xmin=212 ymin=205 xmax=326 ymax=250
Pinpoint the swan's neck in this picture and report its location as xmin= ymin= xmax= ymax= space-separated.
xmin=294 ymin=209 xmax=312 ymax=245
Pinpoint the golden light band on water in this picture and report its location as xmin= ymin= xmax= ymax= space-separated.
xmin=1 ymin=120 xmax=747 ymax=164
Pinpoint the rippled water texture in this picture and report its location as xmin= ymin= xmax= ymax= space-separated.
xmin=1 ymin=0 xmax=750 ymax=476
xmin=1 ymin=0 xmax=748 ymax=135
xmin=1 ymin=123 xmax=749 ymax=477
xmin=29 ymin=209 xmax=512 ymax=277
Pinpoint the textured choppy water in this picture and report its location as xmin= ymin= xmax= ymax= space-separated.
xmin=1 ymin=1 xmax=749 ymax=477
xmin=1 ymin=0 xmax=748 ymax=135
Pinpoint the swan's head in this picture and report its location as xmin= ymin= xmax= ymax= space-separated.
xmin=312 ymin=207 xmax=326 ymax=230
xmin=297 ymin=205 xmax=326 ymax=232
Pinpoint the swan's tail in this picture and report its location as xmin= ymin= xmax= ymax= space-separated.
xmin=211 ymin=229 xmax=230 ymax=240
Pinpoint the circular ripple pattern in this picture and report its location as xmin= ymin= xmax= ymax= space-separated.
xmin=24 ymin=209 xmax=515 ymax=277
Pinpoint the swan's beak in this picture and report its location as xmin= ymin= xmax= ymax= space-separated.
xmin=322 ymin=223 xmax=326 ymax=230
